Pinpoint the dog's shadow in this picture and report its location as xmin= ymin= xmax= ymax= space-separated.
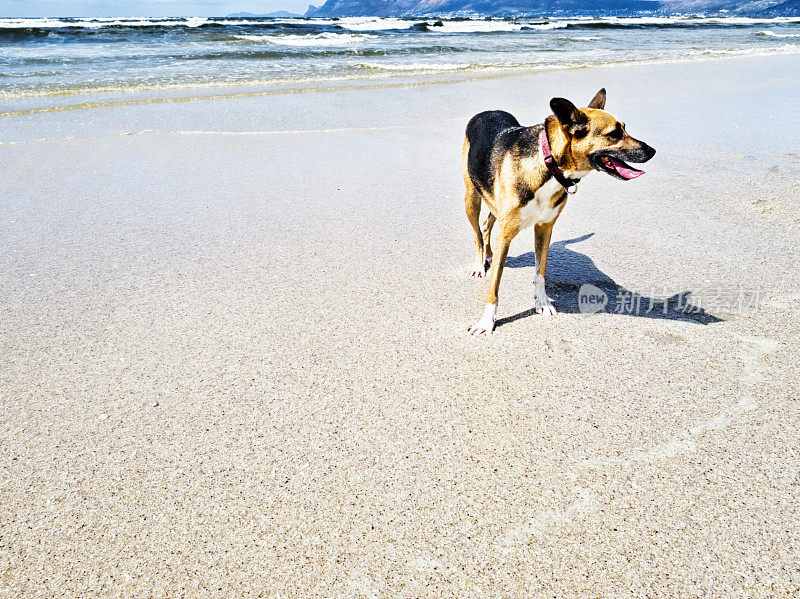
xmin=496 ymin=233 xmax=723 ymax=328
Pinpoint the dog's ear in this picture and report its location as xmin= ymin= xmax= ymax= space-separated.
xmin=550 ymin=97 xmax=589 ymax=136
xmin=588 ymin=88 xmax=606 ymax=110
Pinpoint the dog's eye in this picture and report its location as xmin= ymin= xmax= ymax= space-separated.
xmin=606 ymin=124 xmax=624 ymax=141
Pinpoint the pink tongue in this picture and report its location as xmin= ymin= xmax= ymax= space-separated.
xmin=609 ymin=157 xmax=644 ymax=180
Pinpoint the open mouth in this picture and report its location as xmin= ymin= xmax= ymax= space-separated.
xmin=597 ymin=154 xmax=645 ymax=180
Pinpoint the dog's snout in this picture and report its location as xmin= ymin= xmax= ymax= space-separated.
xmin=626 ymin=140 xmax=656 ymax=163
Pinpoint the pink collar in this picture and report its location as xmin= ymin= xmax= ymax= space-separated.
xmin=540 ymin=126 xmax=578 ymax=195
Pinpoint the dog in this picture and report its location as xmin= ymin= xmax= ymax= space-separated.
xmin=462 ymin=88 xmax=656 ymax=335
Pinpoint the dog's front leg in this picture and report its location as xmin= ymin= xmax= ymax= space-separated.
xmin=470 ymin=218 xmax=520 ymax=336
xmin=533 ymin=221 xmax=557 ymax=317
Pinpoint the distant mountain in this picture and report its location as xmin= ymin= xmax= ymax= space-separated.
xmin=755 ymin=0 xmax=800 ymax=14
xmin=309 ymin=0 xmax=661 ymax=16
xmin=659 ymin=0 xmax=772 ymax=11
xmin=305 ymin=0 xmax=800 ymax=16
xmin=226 ymin=10 xmax=303 ymax=17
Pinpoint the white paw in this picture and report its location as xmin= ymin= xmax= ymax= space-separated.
xmin=469 ymin=258 xmax=491 ymax=279
xmin=534 ymin=295 xmax=557 ymax=317
xmin=533 ymin=274 xmax=556 ymax=317
xmin=469 ymin=303 xmax=497 ymax=336
xmin=469 ymin=317 xmax=494 ymax=336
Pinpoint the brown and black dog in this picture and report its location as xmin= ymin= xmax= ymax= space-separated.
xmin=463 ymin=88 xmax=655 ymax=335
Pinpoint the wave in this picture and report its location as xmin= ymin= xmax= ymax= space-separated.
xmin=337 ymin=17 xmax=569 ymax=33
xmin=0 ymin=17 xmax=314 ymax=40
xmin=523 ymin=22 xmax=569 ymax=30
xmin=337 ymin=18 xmax=559 ymax=33
xmin=755 ymin=30 xmax=800 ymax=38
xmin=333 ymin=18 xmax=423 ymax=31
xmin=0 ymin=17 xmax=312 ymax=29
xmin=556 ymin=35 xmax=602 ymax=41
xmin=180 ymin=48 xmax=392 ymax=60
xmin=563 ymin=20 xmax=751 ymax=30
xmin=547 ymin=16 xmax=800 ymax=30
xmin=321 ymin=16 xmax=800 ymax=34
xmin=233 ymin=32 xmax=374 ymax=46
xmin=426 ymin=21 xmax=526 ymax=33
xmin=187 ymin=44 xmax=465 ymax=59
xmin=0 ymin=17 xmax=215 ymax=28
xmin=1 ymin=43 xmax=470 ymax=67
xmin=357 ymin=61 xmax=493 ymax=71
xmin=700 ymin=43 xmax=800 ymax=57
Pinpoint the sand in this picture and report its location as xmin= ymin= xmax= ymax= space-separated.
xmin=1 ymin=55 xmax=799 ymax=597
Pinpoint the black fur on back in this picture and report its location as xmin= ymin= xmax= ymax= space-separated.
xmin=465 ymin=110 xmax=543 ymax=197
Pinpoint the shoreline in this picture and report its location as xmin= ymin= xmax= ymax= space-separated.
xmin=4 ymin=46 xmax=800 ymax=119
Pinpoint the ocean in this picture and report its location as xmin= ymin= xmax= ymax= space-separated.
xmin=2 ymin=15 xmax=800 ymax=113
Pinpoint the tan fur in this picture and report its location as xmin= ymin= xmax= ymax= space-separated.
xmin=462 ymin=138 xmax=486 ymax=276
xmin=544 ymin=111 xmax=641 ymax=174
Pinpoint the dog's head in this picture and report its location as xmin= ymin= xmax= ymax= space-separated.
xmin=549 ymin=89 xmax=656 ymax=180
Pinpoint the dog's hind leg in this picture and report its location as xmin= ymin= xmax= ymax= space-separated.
xmin=482 ymin=213 xmax=496 ymax=266
xmin=465 ymin=184 xmax=487 ymax=279
xmin=470 ymin=217 xmax=520 ymax=336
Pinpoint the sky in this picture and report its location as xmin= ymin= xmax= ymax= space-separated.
xmin=0 ymin=0 xmax=313 ymax=17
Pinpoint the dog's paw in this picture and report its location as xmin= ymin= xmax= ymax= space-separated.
xmin=469 ymin=258 xmax=491 ymax=279
xmin=469 ymin=303 xmax=497 ymax=336
xmin=469 ymin=318 xmax=494 ymax=336
xmin=533 ymin=274 xmax=556 ymax=317
xmin=534 ymin=295 xmax=557 ymax=317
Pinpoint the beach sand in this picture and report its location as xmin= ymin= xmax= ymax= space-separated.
xmin=1 ymin=55 xmax=800 ymax=596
